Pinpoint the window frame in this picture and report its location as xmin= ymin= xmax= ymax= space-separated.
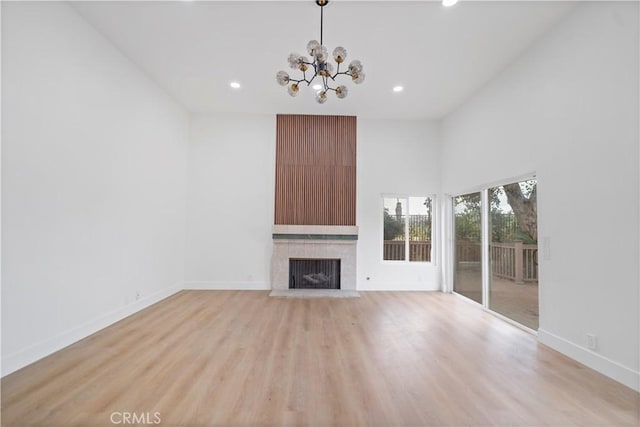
xmin=381 ymin=194 xmax=435 ymax=264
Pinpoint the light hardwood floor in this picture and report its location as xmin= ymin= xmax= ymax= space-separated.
xmin=2 ymin=291 xmax=638 ymax=426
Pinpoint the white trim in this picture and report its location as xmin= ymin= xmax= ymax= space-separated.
xmin=480 ymin=189 xmax=490 ymax=307
xmin=447 ymin=172 xmax=537 ymax=199
xmin=538 ymin=328 xmax=640 ymax=392
xmin=183 ymin=281 xmax=270 ymax=290
xmin=430 ymin=194 xmax=438 ymax=267
xmin=380 ymin=259 xmax=433 ymax=265
xmin=2 ymin=283 xmax=182 ymax=377
xmin=358 ymin=282 xmax=441 ymax=291
xmin=404 ymin=199 xmax=410 ymax=263
xmin=440 ymin=194 xmax=454 ymax=293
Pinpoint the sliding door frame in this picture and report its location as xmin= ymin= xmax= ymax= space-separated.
xmin=449 ymin=173 xmax=538 ymax=334
xmin=481 ymin=189 xmax=490 ymax=307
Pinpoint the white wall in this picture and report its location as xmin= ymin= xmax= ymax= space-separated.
xmin=184 ymin=114 xmax=275 ymax=289
xmin=357 ymin=119 xmax=442 ymax=290
xmin=185 ymin=115 xmax=442 ymax=291
xmin=1 ymin=3 xmax=4 ymax=378
xmin=2 ymin=2 xmax=189 ymax=375
xmin=441 ymin=2 xmax=639 ymax=390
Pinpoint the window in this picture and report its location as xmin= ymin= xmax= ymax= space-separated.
xmin=383 ymin=196 xmax=433 ymax=262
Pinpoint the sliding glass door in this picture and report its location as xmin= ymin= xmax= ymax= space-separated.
xmin=489 ymin=180 xmax=539 ymax=330
xmin=453 ymin=193 xmax=483 ymax=304
xmin=452 ymin=179 xmax=539 ymax=331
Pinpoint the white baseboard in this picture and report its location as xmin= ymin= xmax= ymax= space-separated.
xmin=356 ymin=283 xmax=442 ymax=291
xmin=538 ymin=328 xmax=639 ymax=392
xmin=2 ymin=283 xmax=182 ymax=377
xmin=183 ymin=281 xmax=269 ymax=290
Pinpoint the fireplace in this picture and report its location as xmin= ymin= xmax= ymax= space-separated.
xmin=270 ymin=225 xmax=357 ymax=290
xmin=271 ymin=115 xmax=357 ymax=291
xmin=289 ymin=259 xmax=340 ymax=289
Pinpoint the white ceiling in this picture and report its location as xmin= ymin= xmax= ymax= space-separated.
xmin=71 ymin=1 xmax=576 ymax=119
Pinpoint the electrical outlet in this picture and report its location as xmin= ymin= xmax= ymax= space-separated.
xmin=586 ymin=334 xmax=597 ymax=350
xmin=135 ymin=291 xmax=141 ymax=301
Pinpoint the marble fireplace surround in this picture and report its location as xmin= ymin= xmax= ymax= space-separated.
xmin=271 ymin=225 xmax=358 ymax=290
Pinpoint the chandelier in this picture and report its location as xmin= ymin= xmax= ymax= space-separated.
xmin=275 ymin=0 xmax=366 ymax=104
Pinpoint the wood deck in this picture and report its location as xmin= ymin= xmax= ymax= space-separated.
xmin=2 ymin=290 xmax=638 ymax=426
xmin=455 ymin=262 xmax=539 ymax=330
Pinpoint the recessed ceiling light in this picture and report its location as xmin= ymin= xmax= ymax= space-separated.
xmin=312 ymin=84 xmax=323 ymax=90
xmin=443 ymin=0 xmax=458 ymax=7
xmin=230 ymin=81 xmax=241 ymax=89
xmin=393 ymin=86 xmax=404 ymax=93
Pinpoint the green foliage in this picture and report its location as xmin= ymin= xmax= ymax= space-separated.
xmin=455 ymin=193 xmax=481 ymax=213
xmin=455 ymin=211 xmax=481 ymax=241
xmin=491 ymin=212 xmax=516 ymax=242
xmin=514 ymin=230 xmax=537 ymax=244
xmin=454 ymin=194 xmax=481 ymax=241
xmin=383 ymin=208 xmax=404 ymax=241
xmin=455 ymin=182 xmax=538 ymax=243
xmin=409 ymin=218 xmax=431 ymax=241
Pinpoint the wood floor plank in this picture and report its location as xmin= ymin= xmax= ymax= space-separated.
xmin=2 ymin=290 xmax=638 ymax=426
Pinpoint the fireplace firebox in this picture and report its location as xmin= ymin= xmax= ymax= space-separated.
xmin=289 ymin=259 xmax=341 ymax=289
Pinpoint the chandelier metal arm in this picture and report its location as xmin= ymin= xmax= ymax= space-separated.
xmin=331 ymin=71 xmax=352 ymax=79
xmin=288 ymin=70 xmax=323 ymax=87
xmin=289 ymin=77 xmax=310 ymax=85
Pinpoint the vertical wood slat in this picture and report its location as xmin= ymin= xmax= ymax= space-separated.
xmin=275 ymin=114 xmax=356 ymax=225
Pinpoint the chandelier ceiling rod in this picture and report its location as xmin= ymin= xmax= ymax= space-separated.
xmin=319 ymin=1 xmax=323 ymax=45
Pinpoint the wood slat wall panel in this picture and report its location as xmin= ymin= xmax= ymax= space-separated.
xmin=275 ymin=114 xmax=356 ymax=225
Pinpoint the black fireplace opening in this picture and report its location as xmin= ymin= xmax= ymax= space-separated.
xmin=289 ymin=259 xmax=341 ymax=289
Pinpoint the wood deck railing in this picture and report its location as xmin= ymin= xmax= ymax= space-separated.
xmin=383 ymin=241 xmax=432 ymax=262
xmin=455 ymin=240 xmax=538 ymax=283
xmin=383 ymin=240 xmax=538 ymax=282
